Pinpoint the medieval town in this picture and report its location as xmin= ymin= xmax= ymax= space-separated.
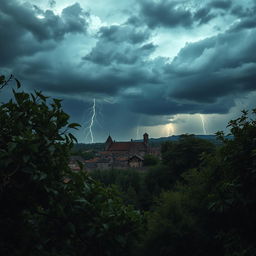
xmin=69 ymin=133 xmax=161 ymax=171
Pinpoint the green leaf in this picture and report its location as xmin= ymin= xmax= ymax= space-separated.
xmin=36 ymin=91 xmax=48 ymax=101
xmin=68 ymin=123 xmax=81 ymax=129
xmin=23 ymin=155 xmax=30 ymax=163
xmin=38 ymin=172 xmax=47 ymax=181
xmin=103 ymin=223 xmax=109 ymax=230
xmin=77 ymin=160 xmax=84 ymax=171
xmin=0 ymin=75 xmax=5 ymax=84
xmin=8 ymin=142 xmax=17 ymax=152
xmin=68 ymin=133 xmax=78 ymax=143
xmin=53 ymin=98 xmax=62 ymax=108
xmin=15 ymin=78 xmax=21 ymax=88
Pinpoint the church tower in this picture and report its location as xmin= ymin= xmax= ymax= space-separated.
xmin=143 ymin=133 xmax=149 ymax=145
xmin=105 ymin=135 xmax=113 ymax=150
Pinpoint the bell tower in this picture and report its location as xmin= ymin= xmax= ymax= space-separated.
xmin=143 ymin=133 xmax=149 ymax=145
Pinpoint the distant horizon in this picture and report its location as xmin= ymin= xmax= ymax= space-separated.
xmin=77 ymin=133 xmax=219 ymax=144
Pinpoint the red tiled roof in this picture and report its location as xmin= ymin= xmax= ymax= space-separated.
xmin=85 ymin=157 xmax=100 ymax=163
xmin=99 ymin=151 xmax=111 ymax=155
xmin=107 ymin=142 xmax=147 ymax=151
xmin=116 ymin=157 xmax=129 ymax=161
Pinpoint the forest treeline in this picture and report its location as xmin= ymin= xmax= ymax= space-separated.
xmin=90 ymin=134 xmax=215 ymax=211
xmin=90 ymin=125 xmax=256 ymax=256
xmin=1 ymin=75 xmax=256 ymax=256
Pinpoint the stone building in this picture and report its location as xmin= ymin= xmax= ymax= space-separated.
xmin=85 ymin=133 xmax=150 ymax=170
xmin=105 ymin=133 xmax=149 ymax=157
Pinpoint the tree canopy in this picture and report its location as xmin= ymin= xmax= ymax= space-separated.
xmin=139 ymin=109 xmax=256 ymax=256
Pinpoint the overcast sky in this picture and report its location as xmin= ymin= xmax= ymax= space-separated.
xmin=1 ymin=0 xmax=256 ymax=142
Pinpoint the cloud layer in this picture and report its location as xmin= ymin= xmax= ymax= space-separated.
xmin=1 ymin=0 xmax=256 ymax=141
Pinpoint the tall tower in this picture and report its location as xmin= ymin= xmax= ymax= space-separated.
xmin=105 ymin=135 xmax=113 ymax=150
xmin=143 ymin=133 xmax=149 ymax=145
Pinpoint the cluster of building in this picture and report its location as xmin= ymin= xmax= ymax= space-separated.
xmin=69 ymin=133 xmax=160 ymax=171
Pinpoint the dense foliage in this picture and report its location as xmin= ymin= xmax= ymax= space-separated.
xmin=142 ymin=154 xmax=159 ymax=166
xmin=1 ymin=75 xmax=256 ymax=256
xmin=89 ymin=135 xmax=216 ymax=211
xmin=0 ymin=76 xmax=142 ymax=256
xmin=161 ymin=134 xmax=215 ymax=177
xmin=90 ymin=169 xmax=152 ymax=210
xmin=88 ymin=111 xmax=256 ymax=256
xmin=138 ymin=109 xmax=256 ymax=256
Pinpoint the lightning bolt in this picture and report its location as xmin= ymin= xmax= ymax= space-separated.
xmin=136 ymin=126 xmax=140 ymax=140
xmin=199 ymin=114 xmax=207 ymax=135
xmin=85 ymin=98 xmax=96 ymax=143
xmin=136 ymin=115 xmax=142 ymax=140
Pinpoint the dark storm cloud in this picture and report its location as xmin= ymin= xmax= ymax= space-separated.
xmin=49 ymin=0 xmax=56 ymax=8
xmin=35 ymin=70 xmax=150 ymax=95
xmin=17 ymin=55 xmax=159 ymax=97
xmin=231 ymin=1 xmax=256 ymax=18
xmin=7 ymin=9 xmax=256 ymax=119
xmin=0 ymin=0 xmax=88 ymax=41
xmin=137 ymin=0 xmax=236 ymax=29
xmin=0 ymin=13 xmax=55 ymax=66
xmin=61 ymin=3 xmax=89 ymax=34
xmin=194 ymin=8 xmax=216 ymax=25
xmin=84 ymin=42 xmax=156 ymax=65
xmin=209 ymin=0 xmax=232 ymax=9
xmin=234 ymin=18 xmax=256 ymax=31
xmin=165 ymin=28 xmax=256 ymax=105
xmin=139 ymin=0 xmax=193 ymax=28
xmin=113 ymin=16 xmax=256 ymax=117
xmin=84 ymin=24 xmax=153 ymax=65
xmin=230 ymin=10 xmax=256 ymax=32
xmin=228 ymin=1 xmax=256 ymax=32
xmin=0 ymin=0 xmax=89 ymax=66
xmin=170 ymin=29 xmax=256 ymax=74
xmin=0 ymin=6 xmax=160 ymax=101
xmin=170 ymin=64 xmax=256 ymax=103
xmin=126 ymin=94 xmax=235 ymax=115
xmin=98 ymin=25 xmax=150 ymax=44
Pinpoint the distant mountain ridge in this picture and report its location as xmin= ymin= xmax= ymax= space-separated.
xmin=73 ymin=134 xmax=232 ymax=152
xmin=148 ymin=134 xmax=217 ymax=142
xmin=135 ymin=134 xmax=231 ymax=145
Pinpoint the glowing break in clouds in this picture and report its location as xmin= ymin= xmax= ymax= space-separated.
xmin=165 ymin=123 xmax=174 ymax=137
xmin=85 ymin=98 xmax=96 ymax=143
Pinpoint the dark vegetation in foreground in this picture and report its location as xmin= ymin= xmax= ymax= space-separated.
xmin=1 ymin=75 xmax=256 ymax=256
